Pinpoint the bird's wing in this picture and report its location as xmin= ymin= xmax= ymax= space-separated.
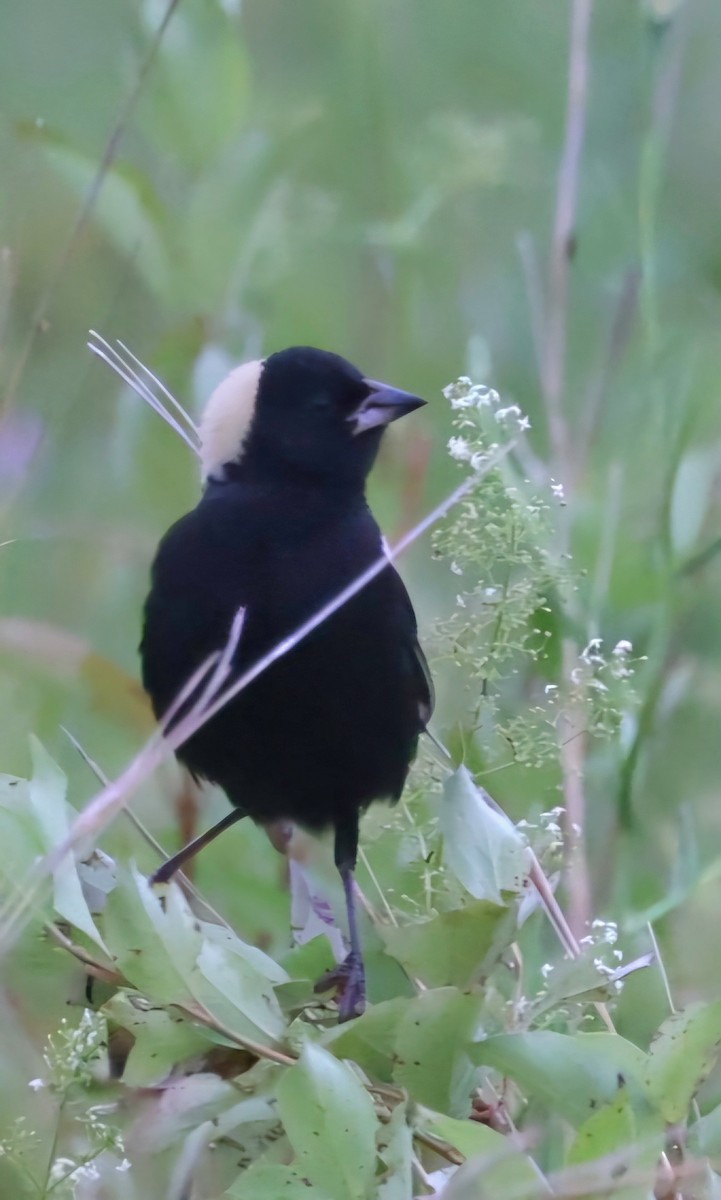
xmin=386 ymin=565 xmax=434 ymax=729
xmin=412 ymin=634 xmax=435 ymax=728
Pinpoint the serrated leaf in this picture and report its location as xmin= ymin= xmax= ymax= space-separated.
xmin=380 ymin=899 xmax=512 ymax=988
xmin=645 ymin=1001 xmax=721 ymax=1122
xmin=27 ymin=736 xmax=107 ymax=951
xmin=472 ymin=1032 xmax=649 ymax=1127
xmin=441 ymin=766 xmax=531 ymax=903
xmin=276 ymin=1043 xmax=378 ymax=1200
xmin=393 ymin=988 xmax=485 ymax=1116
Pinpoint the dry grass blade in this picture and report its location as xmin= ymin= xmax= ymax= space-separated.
xmin=88 ymin=331 xmax=201 ymax=455
xmin=116 ymin=337 xmax=200 ymax=437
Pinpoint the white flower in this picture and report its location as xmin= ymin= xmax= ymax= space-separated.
xmin=580 ymin=637 xmax=604 ymax=666
xmin=456 ymin=594 xmax=466 ymax=608
xmin=450 ymin=561 xmax=463 ymax=576
xmin=613 ymin=639 xmax=632 ymax=656
xmin=518 ymin=414 xmax=531 ymax=431
xmin=447 ymin=435 xmax=472 ymax=462
xmin=495 ymin=404 xmax=522 ymax=423
xmin=470 ymin=451 xmax=487 ymax=471
xmin=550 ymin=479 xmax=565 ymax=501
xmin=28 ymin=1078 xmax=44 ymax=1091
xmin=117 ymin=1158 xmax=132 ymax=1173
xmin=472 ymin=385 xmax=500 ymax=407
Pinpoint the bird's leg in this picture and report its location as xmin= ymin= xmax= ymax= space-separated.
xmin=149 ymin=807 xmax=247 ymax=885
xmin=314 ymin=813 xmax=366 ymax=1021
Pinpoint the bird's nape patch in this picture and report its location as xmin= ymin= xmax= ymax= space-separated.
xmin=199 ymin=359 xmax=264 ymax=480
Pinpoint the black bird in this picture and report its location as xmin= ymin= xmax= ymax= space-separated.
xmin=140 ymin=346 xmax=433 ymax=1020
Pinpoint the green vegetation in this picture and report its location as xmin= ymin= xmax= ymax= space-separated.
xmin=3 ymin=0 xmax=721 ymax=1195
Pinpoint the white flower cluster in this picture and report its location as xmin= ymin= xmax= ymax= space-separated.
xmin=443 ymin=376 xmax=531 ymax=469
xmin=443 ymin=377 xmax=501 ymax=409
xmin=572 ymin=637 xmax=642 ymax=690
xmin=41 ymin=1009 xmax=107 ymax=1093
xmin=517 ymin=805 xmax=566 ymax=856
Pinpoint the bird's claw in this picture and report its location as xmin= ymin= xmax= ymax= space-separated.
xmin=314 ymin=951 xmax=366 ymax=1022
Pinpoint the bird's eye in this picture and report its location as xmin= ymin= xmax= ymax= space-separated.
xmin=310 ymin=393 xmax=332 ymax=411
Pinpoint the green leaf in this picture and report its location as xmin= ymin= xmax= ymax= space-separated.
xmin=380 ymin=899 xmax=512 ymax=988
xmin=128 ymin=1074 xmax=239 ymax=1153
xmin=43 ymin=143 xmax=170 ymax=297
xmin=441 ymin=767 xmax=531 ymax=903
xmin=276 ymin=1042 xmax=378 ymax=1200
xmin=377 ymin=1103 xmax=413 ymax=1200
xmin=328 ymin=989 xmax=483 ymax=1116
xmin=200 ymin=920 xmax=289 ymax=985
xmin=172 ymin=1092 xmax=282 ymax=1198
xmin=280 ymin=934 xmax=338 ymax=981
xmin=193 ymin=937 xmax=287 ymax=1045
xmin=27 ymin=736 xmax=108 ymax=951
xmin=393 ymin=988 xmax=485 ymax=1116
xmin=104 ymin=868 xmax=198 ymax=1003
xmin=0 ymin=774 xmax=45 ymax=886
xmin=670 ymin=446 xmax=718 ymax=557
xmin=567 ymin=1091 xmax=637 ymax=1165
xmin=645 ymin=1001 xmax=721 ymax=1122
xmin=690 ymin=1102 xmax=721 ymax=1158
xmin=565 ymin=1093 xmax=664 ymax=1200
xmin=472 ymin=1032 xmax=649 ymax=1127
xmin=323 ymin=996 xmax=408 ymax=1081
xmin=105 ymin=869 xmax=288 ymax=1044
xmin=428 ymin=1113 xmax=542 ymax=1198
xmin=227 ymin=1164 xmax=333 ymax=1200
xmin=103 ymin=992 xmax=214 ymax=1087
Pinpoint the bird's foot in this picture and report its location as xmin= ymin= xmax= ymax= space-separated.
xmin=314 ymin=951 xmax=366 ymax=1022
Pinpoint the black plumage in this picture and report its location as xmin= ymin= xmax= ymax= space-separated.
xmin=140 ymin=346 xmax=432 ymax=1019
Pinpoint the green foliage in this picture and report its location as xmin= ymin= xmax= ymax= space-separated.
xmin=4 ymin=1 xmax=721 ymax=1195
xmin=5 ymin=742 xmax=721 ymax=1196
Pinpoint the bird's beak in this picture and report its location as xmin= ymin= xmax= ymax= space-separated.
xmin=348 ymin=379 xmax=426 ymax=436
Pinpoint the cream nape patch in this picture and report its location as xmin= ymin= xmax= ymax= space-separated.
xmin=199 ymin=359 xmax=264 ymax=480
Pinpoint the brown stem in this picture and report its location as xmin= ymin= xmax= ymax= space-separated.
xmin=543 ymin=0 xmax=594 ymax=466
xmin=542 ymin=0 xmax=595 ymax=942
xmin=45 ymin=922 xmax=124 ymax=986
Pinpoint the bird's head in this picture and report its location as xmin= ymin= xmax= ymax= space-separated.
xmin=199 ymin=346 xmax=425 ymax=486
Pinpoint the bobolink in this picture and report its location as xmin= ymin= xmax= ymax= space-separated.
xmin=140 ymin=346 xmax=432 ymax=1020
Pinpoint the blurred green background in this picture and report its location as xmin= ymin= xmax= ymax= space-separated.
xmin=2 ymin=0 xmax=721 ymax=1094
